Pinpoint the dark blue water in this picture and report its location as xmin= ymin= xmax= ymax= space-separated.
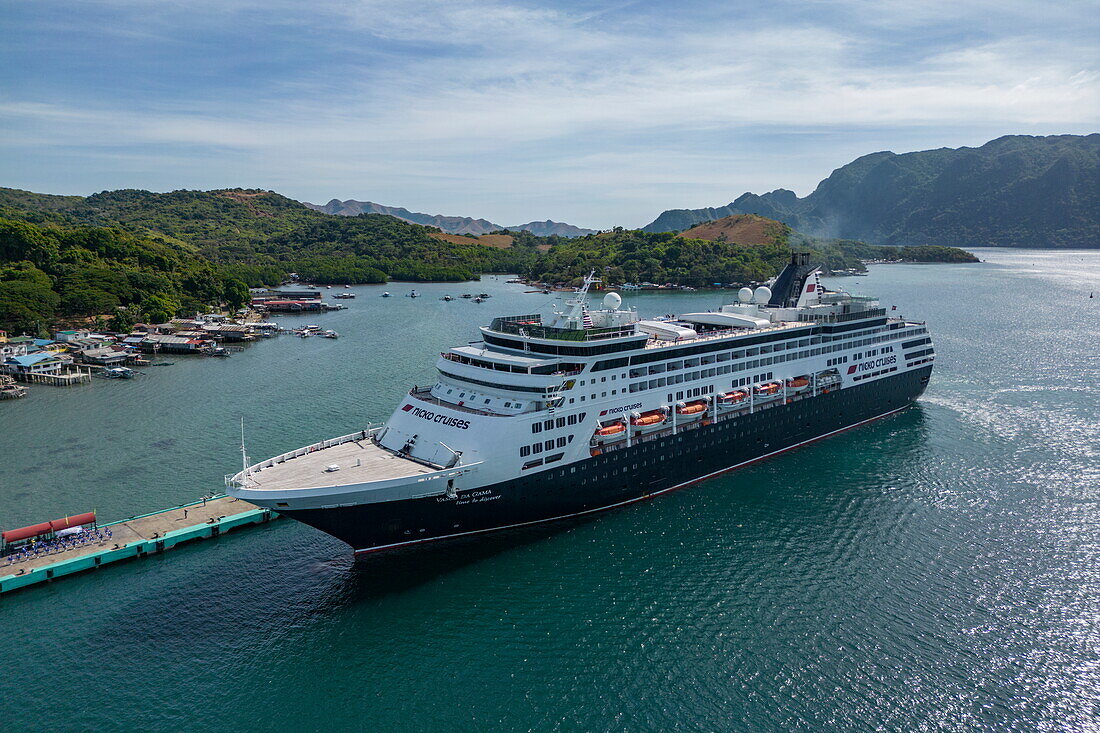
xmin=1 ymin=249 xmax=1097 ymax=731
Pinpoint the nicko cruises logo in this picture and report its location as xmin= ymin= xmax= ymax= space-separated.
xmin=402 ymin=404 xmax=471 ymax=430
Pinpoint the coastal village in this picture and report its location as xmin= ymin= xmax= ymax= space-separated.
xmin=0 ymin=287 xmax=347 ymax=400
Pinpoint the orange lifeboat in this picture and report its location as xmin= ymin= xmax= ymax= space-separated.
xmin=755 ymin=382 xmax=781 ymax=396
xmin=594 ymin=416 xmax=629 ymax=440
xmin=675 ymin=399 xmax=708 ymax=416
xmin=786 ymin=376 xmax=809 ymax=389
xmin=718 ymin=390 xmax=747 ymax=405
xmin=630 ymin=409 xmax=667 ymax=428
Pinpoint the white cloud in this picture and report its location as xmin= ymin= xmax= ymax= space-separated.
xmin=1 ymin=0 xmax=1097 ymax=225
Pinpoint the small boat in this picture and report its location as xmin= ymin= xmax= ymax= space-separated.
xmin=754 ymin=382 xmax=781 ymax=397
xmin=629 ymin=409 xmax=667 ymax=430
xmin=786 ymin=376 xmax=810 ymax=391
xmin=381 ymin=292 xmax=391 ymax=298
xmin=473 ymin=297 xmax=484 ymax=303
xmin=541 ymin=289 xmax=552 ymax=295
xmin=478 ymin=293 xmax=491 ymax=298
xmin=441 ymin=295 xmax=454 ymax=301
xmin=321 ymin=330 xmax=339 ymax=339
xmin=593 ymin=421 xmax=626 ymax=443
xmin=104 ymin=366 xmax=137 ymax=378
xmin=718 ymin=390 xmax=748 ymax=405
xmin=407 ymin=290 xmax=419 ymax=298
xmin=333 ymin=292 xmax=356 ymax=299
xmin=675 ymin=399 xmax=708 ymax=418
xmin=209 ymin=347 xmax=231 ymax=357
xmin=461 ymin=294 xmax=473 ymax=299
xmin=344 ymin=284 xmax=351 ymax=289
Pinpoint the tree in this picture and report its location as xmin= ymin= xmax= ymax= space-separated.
xmin=141 ymin=293 xmax=180 ymax=324
xmin=222 ymin=278 xmax=250 ymax=310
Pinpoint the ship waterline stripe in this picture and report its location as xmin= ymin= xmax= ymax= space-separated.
xmin=352 ymin=403 xmax=910 ymax=556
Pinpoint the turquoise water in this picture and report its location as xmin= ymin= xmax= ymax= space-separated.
xmin=1 ymin=250 xmax=1097 ymax=731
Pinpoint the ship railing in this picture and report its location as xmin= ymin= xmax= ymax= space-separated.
xmin=225 ymin=423 xmax=384 ymax=488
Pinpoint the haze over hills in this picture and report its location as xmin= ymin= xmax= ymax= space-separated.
xmin=305 ymin=199 xmax=597 ymax=238
xmin=643 ymin=135 xmax=1100 ymax=248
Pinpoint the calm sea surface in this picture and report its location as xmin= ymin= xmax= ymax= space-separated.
xmin=1 ymin=249 xmax=1097 ymax=731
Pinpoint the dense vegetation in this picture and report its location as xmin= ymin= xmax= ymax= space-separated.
xmin=0 ymin=216 xmax=245 ymax=334
xmin=644 ymin=134 xmax=1100 ymax=248
xmin=0 ymin=188 xmax=539 ymax=280
xmin=0 ymin=185 xmax=974 ymax=333
xmin=523 ymin=226 xmax=976 ymax=287
xmin=0 ymin=187 xmax=546 ymax=331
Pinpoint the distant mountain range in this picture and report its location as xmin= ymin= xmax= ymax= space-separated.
xmin=643 ymin=134 xmax=1099 ymax=248
xmin=304 ymin=199 xmax=596 ymax=238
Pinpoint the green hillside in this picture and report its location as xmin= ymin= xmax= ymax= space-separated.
xmin=0 ymin=186 xmax=544 ymax=332
xmin=0 ymin=188 xmax=975 ymax=333
xmin=0 ymin=216 xmax=238 ymax=333
xmin=0 ymin=187 xmax=539 ymax=284
xmin=644 ymin=134 xmax=1100 ymax=248
xmin=524 ymin=223 xmax=976 ymax=287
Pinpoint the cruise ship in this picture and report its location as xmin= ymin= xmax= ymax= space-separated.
xmin=227 ymin=254 xmax=935 ymax=554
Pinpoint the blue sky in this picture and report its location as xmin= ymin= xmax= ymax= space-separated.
xmin=1 ymin=0 xmax=1097 ymax=228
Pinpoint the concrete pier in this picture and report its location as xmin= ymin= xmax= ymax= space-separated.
xmin=0 ymin=495 xmax=279 ymax=595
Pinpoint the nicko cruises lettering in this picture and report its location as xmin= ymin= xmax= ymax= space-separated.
xmin=402 ymin=404 xmax=471 ymax=429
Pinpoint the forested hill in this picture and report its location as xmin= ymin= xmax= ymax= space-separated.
xmin=0 ymin=186 xmax=544 ymax=332
xmin=524 ymin=218 xmax=977 ymax=287
xmin=0 ymin=187 xmax=540 ymax=283
xmin=643 ymin=134 xmax=1099 ymax=248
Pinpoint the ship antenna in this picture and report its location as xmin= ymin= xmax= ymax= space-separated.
xmin=564 ymin=270 xmax=600 ymax=329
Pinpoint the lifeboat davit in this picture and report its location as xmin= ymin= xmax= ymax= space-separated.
xmin=593 ymin=421 xmax=626 ymax=443
xmin=786 ymin=376 xmax=810 ymax=390
xmin=630 ymin=409 xmax=667 ymax=431
xmin=675 ymin=399 xmax=708 ymax=419
xmin=718 ymin=390 xmax=748 ymax=406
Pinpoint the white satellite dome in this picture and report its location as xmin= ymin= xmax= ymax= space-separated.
xmin=603 ymin=292 xmax=622 ymax=310
xmin=753 ymin=286 xmax=772 ymax=303
xmin=738 ymin=287 xmax=753 ymax=303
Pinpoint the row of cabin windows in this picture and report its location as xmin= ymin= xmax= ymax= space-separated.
xmin=852 ymin=346 xmax=893 ymax=361
xmin=532 ymin=413 xmax=586 ymax=433
xmin=660 ymin=372 xmax=774 ymax=403
xmin=628 ymin=328 xmax=891 ymax=379
xmin=533 ymin=382 xmax=909 ymax=480
xmin=852 ymin=366 xmax=899 ymax=382
xmin=575 ymin=391 xmax=876 ymax=482
xmin=443 ymin=386 xmax=527 ymax=409
xmin=627 ymin=329 xmax=911 ymax=394
xmin=519 ymin=435 xmax=575 ymax=457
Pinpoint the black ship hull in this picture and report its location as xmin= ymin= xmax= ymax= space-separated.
xmin=282 ymin=366 xmax=932 ymax=554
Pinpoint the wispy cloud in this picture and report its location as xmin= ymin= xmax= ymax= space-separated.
xmin=0 ymin=0 xmax=1096 ymax=226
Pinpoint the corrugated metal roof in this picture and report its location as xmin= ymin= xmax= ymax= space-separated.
xmin=7 ymin=352 xmax=59 ymax=366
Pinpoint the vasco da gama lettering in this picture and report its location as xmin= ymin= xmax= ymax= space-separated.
xmin=227 ymin=254 xmax=934 ymax=554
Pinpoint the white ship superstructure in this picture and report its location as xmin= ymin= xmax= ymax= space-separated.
xmin=228 ymin=254 xmax=934 ymax=553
